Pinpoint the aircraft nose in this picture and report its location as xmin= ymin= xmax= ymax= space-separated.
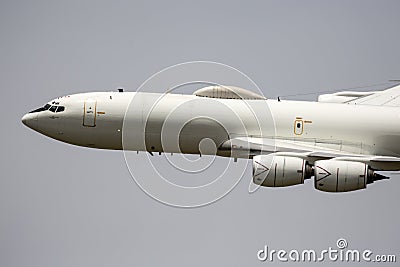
xmin=21 ymin=113 xmax=38 ymax=130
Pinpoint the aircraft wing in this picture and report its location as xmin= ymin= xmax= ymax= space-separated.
xmin=220 ymin=137 xmax=400 ymax=171
xmin=345 ymin=83 xmax=400 ymax=107
xmin=317 ymin=83 xmax=400 ymax=106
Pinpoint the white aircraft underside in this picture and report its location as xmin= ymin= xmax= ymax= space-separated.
xmin=22 ymin=84 xmax=400 ymax=193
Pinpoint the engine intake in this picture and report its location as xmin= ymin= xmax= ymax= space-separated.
xmin=314 ymin=160 xmax=389 ymax=192
xmin=253 ymin=155 xmax=313 ymax=187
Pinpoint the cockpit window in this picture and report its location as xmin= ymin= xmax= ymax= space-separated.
xmin=49 ymin=105 xmax=57 ymax=112
xmin=29 ymin=104 xmax=50 ymax=113
xmin=29 ymin=104 xmax=65 ymax=113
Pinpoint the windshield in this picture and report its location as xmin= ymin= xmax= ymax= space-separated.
xmin=29 ymin=103 xmax=65 ymax=113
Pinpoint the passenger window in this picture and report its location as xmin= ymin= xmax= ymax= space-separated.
xmin=56 ymin=106 xmax=65 ymax=113
xmin=49 ymin=106 xmax=57 ymax=112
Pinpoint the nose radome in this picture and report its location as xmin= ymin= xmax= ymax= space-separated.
xmin=21 ymin=114 xmax=28 ymax=126
xmin=21 ymin=113 xmax=38 ymax=130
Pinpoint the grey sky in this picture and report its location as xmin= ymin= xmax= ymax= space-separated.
xmin=1 ymin=0 xmax=400 ymax=266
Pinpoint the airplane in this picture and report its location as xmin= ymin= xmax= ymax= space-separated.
xmin=22 ymin=84 xmax=400 ymax=193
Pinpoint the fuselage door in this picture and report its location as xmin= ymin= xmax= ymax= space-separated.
xmin=83 ymin=99 xmax=97 ymax=127
xmin=294 ymin=119 xmax=304 ymax=135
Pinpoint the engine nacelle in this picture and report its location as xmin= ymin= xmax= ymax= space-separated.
xmin=314 ymin=160 xmax=388 ymax=192
xmin=253 ymin=155 xmax=312 ymax=187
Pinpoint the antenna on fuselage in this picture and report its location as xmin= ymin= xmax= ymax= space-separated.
xmin=118 ymin=88 xmax=124 ymax=92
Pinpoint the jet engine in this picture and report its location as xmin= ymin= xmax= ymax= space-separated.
xmin=314 ymin=160 xmax=388 ymax=192
xmin=253 ymin=155 xmax=313 ymax=187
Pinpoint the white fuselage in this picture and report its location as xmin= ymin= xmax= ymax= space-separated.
xmin=22 ymin=91 xmax=400 ymax=158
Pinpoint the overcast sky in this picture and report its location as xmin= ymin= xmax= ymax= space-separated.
xmin=1 ymin=0 xmax=400 ymax=266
